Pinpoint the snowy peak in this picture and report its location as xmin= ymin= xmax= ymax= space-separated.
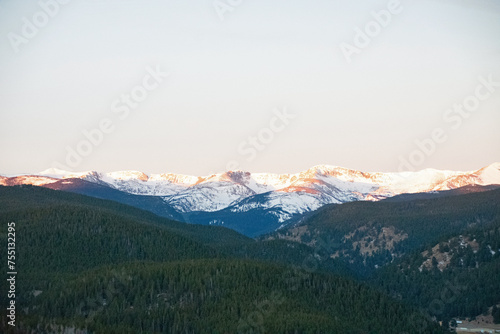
xmin=305 ymin=165 xmax=368 ymax=178
xmin=28 ymin=163 xmax=500 ymax=190
xmin=474 ymin=162 xmax=500 ymax=185
xmin=39 ymin=167 xmax=73 ymax=176
xmin=149 ymin=173 xmax=200 ymax=186
xmin=224 ymin=170 xmax=252 ymax=185
xmin=0 ymin=174 xmax=59 ymax=186
xmin=39 ymin=168 xmax=99 ymax=179
xmin=106 ymin=171 xmax=149 ymax=181
xmin=429 ymin=163 xmax=500 ymax=191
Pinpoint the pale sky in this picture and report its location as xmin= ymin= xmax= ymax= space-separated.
xmin=1 ymin=0 xmax=499 ymax=176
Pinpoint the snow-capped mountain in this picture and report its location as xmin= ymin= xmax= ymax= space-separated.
xmin=2 ymin=163 xmax=499 ymax=236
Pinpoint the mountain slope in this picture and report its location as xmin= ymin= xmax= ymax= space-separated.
xmin=373 ymin=216 xmax=500 ymax=323
xmin=43 ymin=177 xmax=185 ymax=221
xmin=0 ymin=185 xmax=251 ymax=248
xmin=266 ymin=186 xmax=500 ymax=323
xmin=270 ymin=188 xmax=500 ymax=275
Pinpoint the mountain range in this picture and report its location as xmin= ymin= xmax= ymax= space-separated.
xmin=2 ymin=162 xmax=499 ymax=236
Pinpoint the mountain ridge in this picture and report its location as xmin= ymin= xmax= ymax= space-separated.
xmin=2 ymin=163 xmax=499 ymax=236
xmin=6 ymin=162 xmax=500 ymax=196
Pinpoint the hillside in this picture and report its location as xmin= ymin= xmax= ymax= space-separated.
xmin=268 ymin=188 xmax=500 ymax=324
xmin=373 ymin=217 xmax=500 ymax=324
xmin=270 ymin=188 xmax=500 ymax=275
xmin=17 ymin=259 xmax=446 ymax=334
xmin=0 ymin=185 xmax=252 ymax=248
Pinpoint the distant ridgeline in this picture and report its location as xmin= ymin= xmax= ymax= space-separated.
xmin=1 ymin=162 xmax=499 ymax=237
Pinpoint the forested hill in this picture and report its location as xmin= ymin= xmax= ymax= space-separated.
xmin=0 ymin=185 xmax=445 ymax=333
xmin=267 ymin=187 xmax=500 ymax=326
xmin=0 ymin=184 xmax=252 ymax=247
xmin=270 ymin=188 xmax=500 ymax=275
xmin=373 ymin=214 xmax=500 ymax=325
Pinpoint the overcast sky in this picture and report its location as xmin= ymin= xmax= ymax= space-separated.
xmin=1 ymin=0 xmax=499 ymax=175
